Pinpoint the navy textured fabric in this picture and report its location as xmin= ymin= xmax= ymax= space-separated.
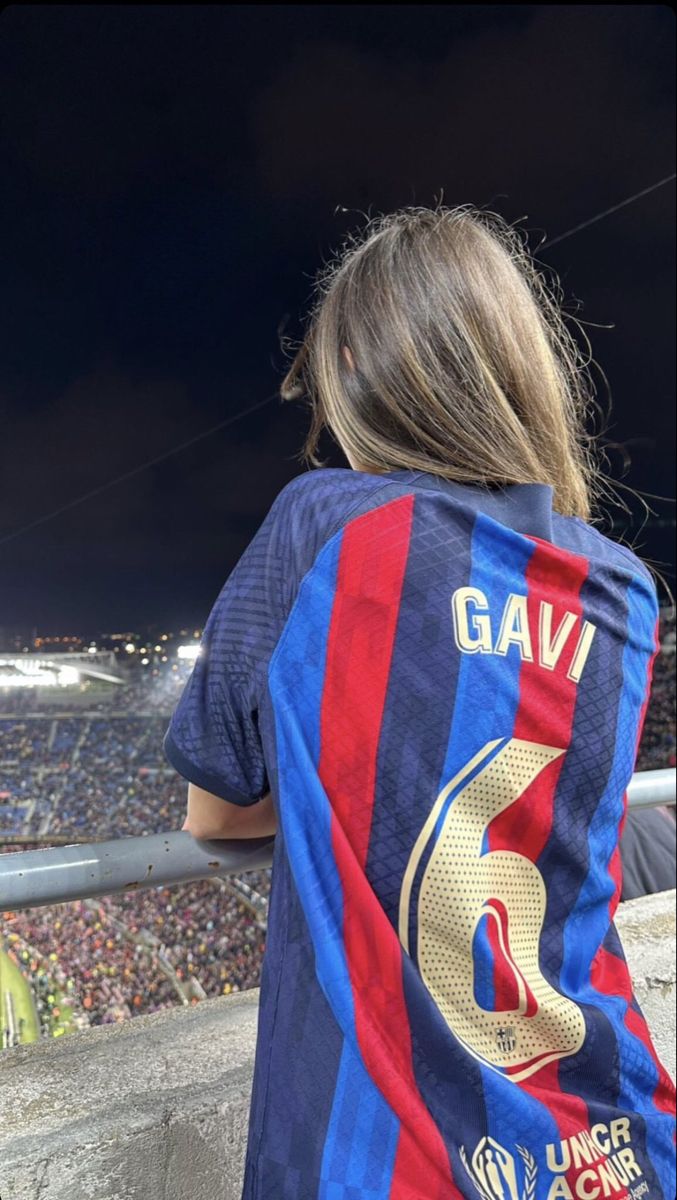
xmin=164 ymin=468 xmax=676 ymax=1200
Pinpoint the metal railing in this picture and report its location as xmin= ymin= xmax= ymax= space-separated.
xmin=0 ymin=768 xmax=674 ymax=913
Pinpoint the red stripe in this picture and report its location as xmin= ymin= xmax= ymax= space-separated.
xmin=489 ymin=538 xmax=586 ymax=858
xmin=590 ymin=614 xmax=676 ymax=1124
xmin=486 ymin=897 xmax=538 ymax=1015
xmin=489 ymin=538 xmax=609 ymax=1196
xmin=609 ymin=616 xmax=659 ymax=920
xmin=591 ymin=947 xmax=676 ymax=1115
xmin=318 ymin=495 xmax=461 ymax=1200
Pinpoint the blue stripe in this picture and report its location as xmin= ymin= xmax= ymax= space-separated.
xmin=434 ymin=736 xmax=506 ymax=840
xmin=432 ymin=514 xmax=566 ymax=1196
xmin=540 ymin=565 xmax=625 ymax=1117
xmin=375 ymin=495 xmax=491 ymax=1164
xmin=430 ymin=736 xmax=505 ymax=1017
xmin=561 ymin=577 xmax=674 ymax=1197
xmin=268 ymin=532 xmax=400 ymax=1198
xmin=473 ymin=911 xmax=496 ymax=1012
xmin=431 ymin=740 xmax=508 ymax=1020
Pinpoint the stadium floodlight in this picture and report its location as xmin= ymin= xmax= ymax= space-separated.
xmin=0 ymin=657 xmax=64 ymax=687
xmin=58 ymin=666 xmax=79 ymax=686
xmin=177 ymin=644 xmax=201 ymax=661
xmin=0 ymin=672 xmax=56 ymax=686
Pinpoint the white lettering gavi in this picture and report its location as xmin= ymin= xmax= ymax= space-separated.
xmin=451 ymin=587 xmax=597 ymax=682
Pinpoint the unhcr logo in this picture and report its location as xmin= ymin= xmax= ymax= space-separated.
xmin=460 ymin=1136 xmax=537 ymax=1200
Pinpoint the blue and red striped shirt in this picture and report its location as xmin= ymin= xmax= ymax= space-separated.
xmin=164 ymin=467 xmax=676 ymax=1200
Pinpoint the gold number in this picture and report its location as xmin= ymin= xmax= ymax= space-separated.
xmin=399 ymin=738 xmax=585 ymax=1081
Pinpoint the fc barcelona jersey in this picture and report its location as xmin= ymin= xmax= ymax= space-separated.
xmin=163 ymin=467 xmax=677 ymax=1200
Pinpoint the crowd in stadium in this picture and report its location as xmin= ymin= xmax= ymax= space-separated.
xmin=1 ymin=609 xmax=674 ymax=1042
xmin=0 ymin=714 xmax=182 ymax=839
xmin=2 ymin=875 xmax=271 ymax=1032
xmin=635 ymin=630 xmax=676 ymax=771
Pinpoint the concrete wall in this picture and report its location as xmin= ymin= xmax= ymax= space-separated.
xmin=1 ymin=890 xmax=675 ymax=1200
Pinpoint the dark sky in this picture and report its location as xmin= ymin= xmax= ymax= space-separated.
xmin=1 ymin=5 xmax=675 ymax=637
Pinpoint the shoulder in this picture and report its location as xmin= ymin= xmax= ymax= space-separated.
xmin=271 ymin=467 xmax=391 ymax=518
xmin=552 ymin=513 xmax=657 ymax=595
xmin=245 ymin=468 xmax=404 ymax=616
xmin=267 ymin=467 xmax=403 ymax=548
xmin=584 ymin=524 xmax=657 ymax=595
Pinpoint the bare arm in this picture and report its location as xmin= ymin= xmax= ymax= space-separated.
xmin=182 ymin=781 xmax=278 ymax=840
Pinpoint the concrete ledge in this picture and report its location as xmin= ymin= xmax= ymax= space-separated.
xmin=1 ymin=891 xmax=675 ymax=1200
xmin=614 ymin=888 xmax=676 ymax=1081
xmin=0 ymin=989 xmax=260 ymax=1200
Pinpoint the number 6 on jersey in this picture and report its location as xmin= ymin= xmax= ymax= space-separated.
xmin=399 ymin=737 xmax=586 ymax=1081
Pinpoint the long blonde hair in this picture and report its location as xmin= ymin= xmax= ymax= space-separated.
xmin=281 ymin=205 xmax=601 ymax=520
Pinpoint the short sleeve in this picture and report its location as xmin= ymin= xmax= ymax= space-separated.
xmin=163 ymin=467 xmax=401 ymax=804
xmin=163 ymin=494 xmax=287 ymax=806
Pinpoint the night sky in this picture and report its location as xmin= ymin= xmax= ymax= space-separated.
xmin=1 ymin=5 xmax=674 ymax=637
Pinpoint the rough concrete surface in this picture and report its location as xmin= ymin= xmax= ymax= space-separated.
xmin=0 ymin=989 xmax=260 ymax=1200
xmin=0 ymin=891 xmax=674 ymax=1200
xmin=615 ymin=888 xmax=677 ymax=1081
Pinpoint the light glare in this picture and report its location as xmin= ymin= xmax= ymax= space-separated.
xmin=177 ymin=644 xmax=201 ymax=661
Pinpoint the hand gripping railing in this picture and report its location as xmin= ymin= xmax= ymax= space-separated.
xmin=0 ymin=769 xmax=674 ymax=913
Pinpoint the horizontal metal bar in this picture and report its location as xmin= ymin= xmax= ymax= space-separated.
xmin=625 ymin=768 xmax=676 ymax=811
xmin=0 ymin=769 xmax=674 ymax=913
xmin=1 ymin=831 xmax=275 ymax=912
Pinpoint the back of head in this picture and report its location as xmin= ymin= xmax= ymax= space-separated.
xmin=282 ymin=205 xmax=598 ymax=520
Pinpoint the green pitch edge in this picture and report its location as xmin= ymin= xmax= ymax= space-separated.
xmin=0 ymin=944 xmax=40 ymax=1046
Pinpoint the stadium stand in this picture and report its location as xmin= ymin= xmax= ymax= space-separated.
xmin=1 ymin=611 xmax=674 ymax=1042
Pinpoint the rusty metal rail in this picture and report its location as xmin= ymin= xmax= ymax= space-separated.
xmin=0 ymin=768 xmax=674 ymax=913
xmin=0 ymin=831 xmax=275 ymax=912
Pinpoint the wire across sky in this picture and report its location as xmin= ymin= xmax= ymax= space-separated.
xmin=2 ymin=171 xmax=675 ymax=551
